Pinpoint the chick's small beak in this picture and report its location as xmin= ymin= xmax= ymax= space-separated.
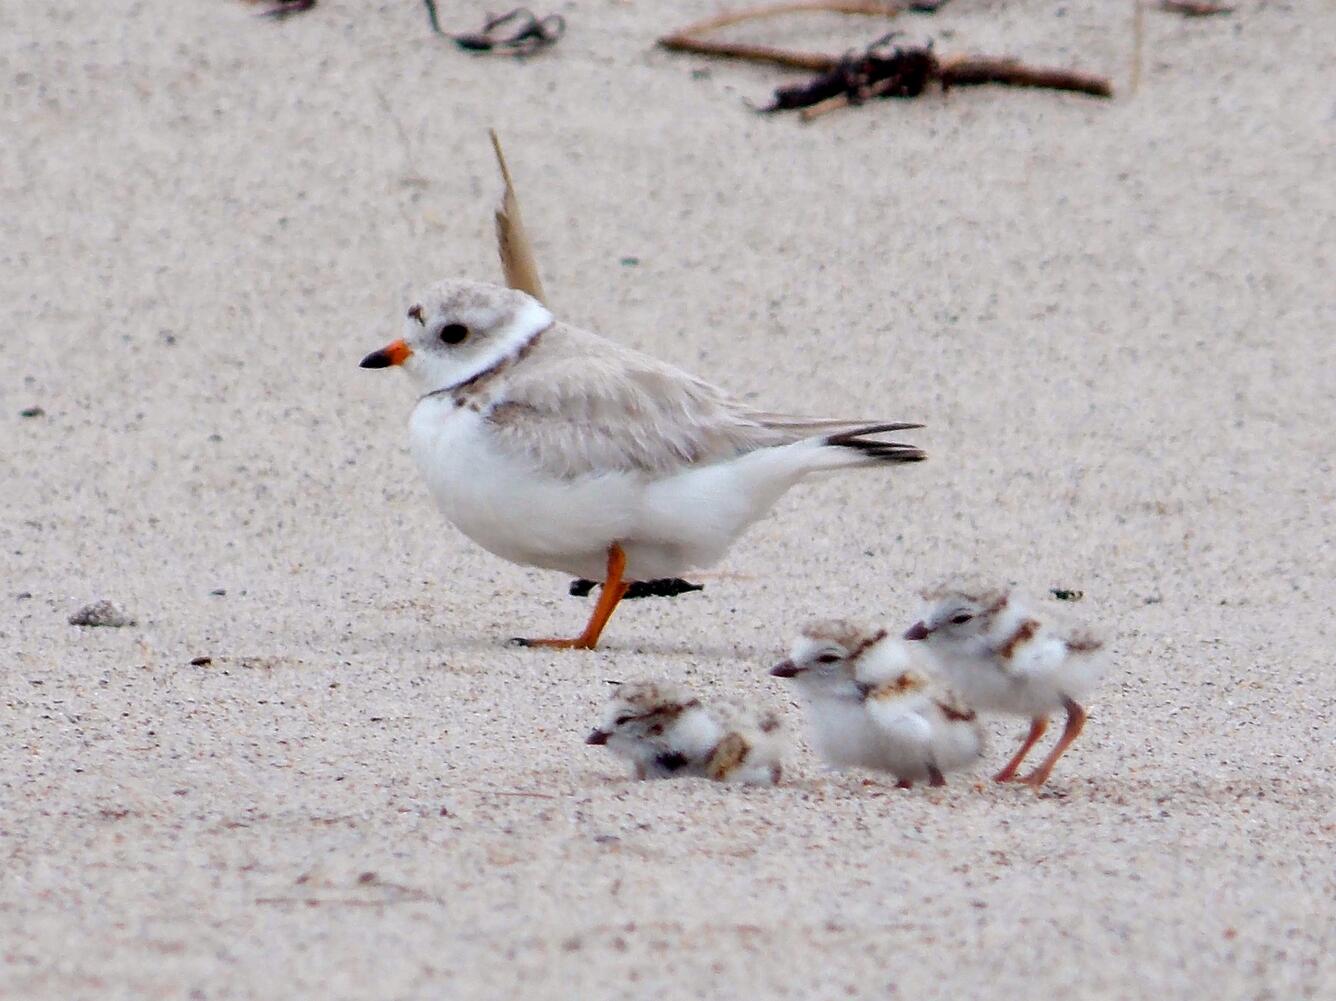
xmin=359 ymin=339 xmax=412 ymax=369
xmin=769 ymin=660 xmax=802 ymax=678
xmin=903 ymin=621 xmax=930 ymax=641
xmin=585 ymin=729 xmax=610 ymax=746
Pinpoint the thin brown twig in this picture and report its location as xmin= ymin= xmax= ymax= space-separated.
xmin=938 ymin=56 xmax=1113 ymax=97
xmin=1131 ymin=0 xmax=1145 ymax=94
xmin=658 ymin=0 xmax=898 ymax=69
xmin=660 ymin=37 xmax=841 ymax=71
xmin=665 ymin=0 xmax=900 ymax=38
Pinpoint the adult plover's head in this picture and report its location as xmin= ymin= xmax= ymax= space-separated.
xmin=359 ymin=278 xmax=552 ymax=393
xmin=903 ymin=583 xmax=1010 ymax=647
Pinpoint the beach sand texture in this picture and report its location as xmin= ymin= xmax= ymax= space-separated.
xmin=3 ymin=1 xmax=1334 ymax=998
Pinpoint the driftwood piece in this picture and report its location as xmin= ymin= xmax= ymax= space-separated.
xmin=772 ymin=40 xmax=1112 ymax=119
xmin=660 ymin=3 xmax=1112 ymax=114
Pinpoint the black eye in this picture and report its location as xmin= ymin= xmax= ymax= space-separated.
xmin=950 ymin=613 xmax=974 ymax=625
xmin=614 ymin=715 xmax=633 ymax=726
xmin=439 ymin=323 xmax=469 ymax=345
xmin=816 ymin=653 xmax=841 ymax=664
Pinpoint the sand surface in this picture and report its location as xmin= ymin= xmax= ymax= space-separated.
xmin=3 ymin=0 xmax=1334 ymax=998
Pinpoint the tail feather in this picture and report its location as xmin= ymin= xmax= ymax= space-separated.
xmin=825 ymin=423 xmax=927 ymax=464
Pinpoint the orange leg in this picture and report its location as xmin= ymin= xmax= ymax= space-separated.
xmin=895 ymin=779 xmax=914 ymax=790
xmin=993 ymin=716 xmax=1049 ymax=782
xmin=513 ymin=544 xmax=630 ymax=650
xmin=1020 ymin=699 xmax=1087 ymax=787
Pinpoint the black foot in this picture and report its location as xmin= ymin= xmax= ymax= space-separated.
xmin=569 ymin=577 xmax=704 ymax=599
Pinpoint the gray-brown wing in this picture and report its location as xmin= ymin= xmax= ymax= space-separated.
xmin=482 ymin=354 xmax=790 ymax=479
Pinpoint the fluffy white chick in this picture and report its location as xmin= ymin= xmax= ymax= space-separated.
xmin=904 ymin=584 xmax=1108 ymax=786
xmin=586 ymin=680 xmax=784 ymax=785
xmin=771 ymin=621 xmax=983 ymax=787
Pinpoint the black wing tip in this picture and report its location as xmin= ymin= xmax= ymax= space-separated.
xmin=826 ymin=423 xmax=927 ymax=464
xmin=840 ymin=444 xmax=928 ymax=463
xmin=832 ymin=422 xmax=925 ymax=436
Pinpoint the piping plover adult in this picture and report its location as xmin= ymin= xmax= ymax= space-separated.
xmin=586 ymin=680 xmax=785 ymax=784
xmin=770 ymin=621 xmax=983 ymax=788
xmin=903 ymin=584 xmax=1108 ymax=786
xmin=360 ymin=278 xmax=925 ymax=649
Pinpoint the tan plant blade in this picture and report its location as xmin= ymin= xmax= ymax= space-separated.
xmin=489 ymin=129 xmax=546 ymax=304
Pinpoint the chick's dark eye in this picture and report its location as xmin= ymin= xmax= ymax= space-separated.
xmin=950 ymin=613 xmax=974 ymax=625
xmin=439 ymin=323 xmax=469 ymax=345
xmin=816 ymin=653 xmax=841 ymax=664
xmin=614 ymin=715 xmax=633 ymax=726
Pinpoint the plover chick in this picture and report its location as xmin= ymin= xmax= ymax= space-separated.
xmin=360 ymin=278 xmax=924 ymax=649
xmin=904 ymin=584 xmax=1108 ymax=786
xmin=585 ymin=680 xmax=784 ymax=785
xmin=770 ymin=621 xmax=983 ymax=788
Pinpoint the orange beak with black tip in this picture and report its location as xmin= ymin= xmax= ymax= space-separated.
xmin=360 ymin=339 xmax=412 ymax=369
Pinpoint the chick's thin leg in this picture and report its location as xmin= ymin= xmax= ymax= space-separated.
xmin=514 ymin=543 xmax=630 ymax=650
xmin=1020 ymin=699 xmax=1087 ymax=787
xmin=993 ymin=716 xmax=1048 ymax=782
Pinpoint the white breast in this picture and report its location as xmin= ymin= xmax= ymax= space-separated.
xmin=408 ymin=396 xmax=640 ymax=579
xmin=803 ymin=697 xmax=889 ymax=772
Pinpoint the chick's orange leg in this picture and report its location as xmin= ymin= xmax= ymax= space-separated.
xmin=1020 ymin=699 xmax=1087 ymax=787
xmin=513 ymin=543 xmax=630 ymax=650
xmin=993 ymin=716 xmax=1049 ymax=782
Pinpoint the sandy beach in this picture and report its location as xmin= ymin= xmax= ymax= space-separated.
xmin=3 ymin=0 xmax=1334 ymax=997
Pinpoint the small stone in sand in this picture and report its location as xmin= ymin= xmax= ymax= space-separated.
xmin=69 ymin=600 xmax=137 ymax=628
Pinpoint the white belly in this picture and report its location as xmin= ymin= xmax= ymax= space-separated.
xmin=935 ymin=641 xmax=1100 ymax=716
xmin=407 ymin=399 xmax=783 ymax=580
xmin=805 ymin=699 xmax=890 ymax=773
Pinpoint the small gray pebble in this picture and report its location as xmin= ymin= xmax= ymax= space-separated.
xmin=69 ymin=600 xmax=137 ymax=628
